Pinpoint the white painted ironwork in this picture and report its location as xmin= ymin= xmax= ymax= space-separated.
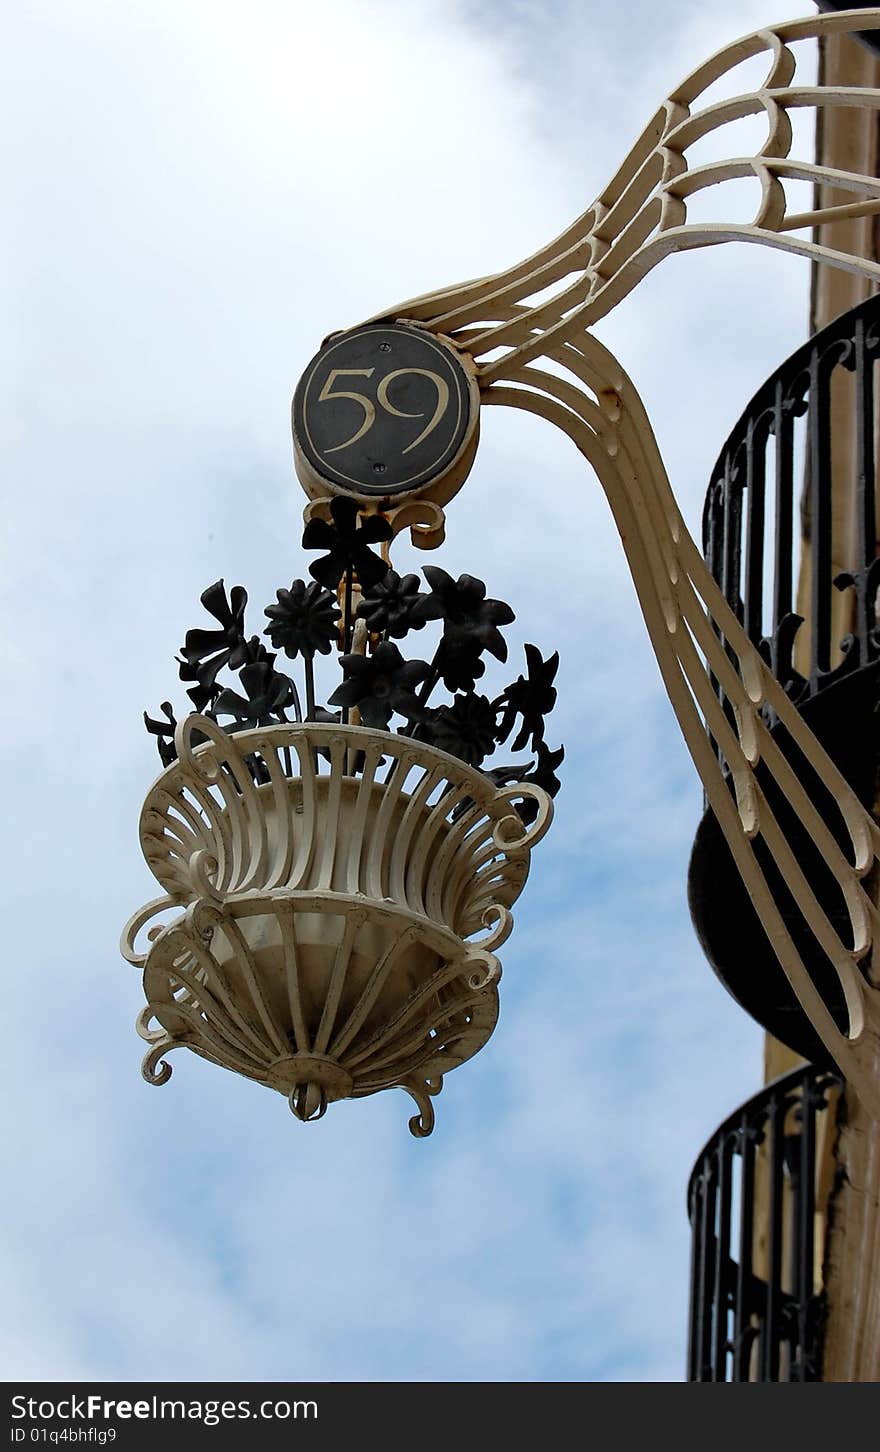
xmin=363 ymin=10 xmax=880 ymax=1115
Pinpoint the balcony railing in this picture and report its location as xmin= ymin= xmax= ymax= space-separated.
xmin=702 ymin=292 xmax=880 ymax=717
xmin=687 ymin=1065 xmax=841 ymax=1382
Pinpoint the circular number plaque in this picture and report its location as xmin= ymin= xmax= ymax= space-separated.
xmin=292 ymin=323 xmax=477 ymax=500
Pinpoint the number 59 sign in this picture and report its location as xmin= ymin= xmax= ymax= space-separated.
xmin=292 ymin=323 xmax=479 ymax=504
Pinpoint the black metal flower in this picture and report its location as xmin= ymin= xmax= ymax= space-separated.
xmin=301 ymin=497 xmax=392 ymax=591
xmin=144 ymin=701 xmax=178 ymax=767
xmin=420 ymin=567 xmax=515 ymax=656
xmin=423 ymin=692 xmax=498 ymax=767
xmin=496 ymin=644 xmax=560 ymax=751
xmin=177 ymin=580 xmax=257 ymax=710
xmin=328 ymin=641 xmax=430 ymax=729
xmin=357 ymin=570 xmax=439 ymax=639
xmin=419 ymin=567 xmax=515 ymax=691
xmin=213 ymin=660 xmax=298 ymax=730
xmin=264 ymin=579 xmax=340 ymax=659
xmin=440 ymin=637 xmax=488 ymax=692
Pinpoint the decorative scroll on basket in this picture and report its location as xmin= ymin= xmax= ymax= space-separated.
xmin=121 ymin=715 xmax=552 ymax=1135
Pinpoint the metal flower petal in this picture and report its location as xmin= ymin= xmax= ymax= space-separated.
xmin=437 ymin=639 xmax=486 ymax=693
xmin=328 ymin=640 xmax=430 ymax=729
xmin=517 ymin=741 xmax=565 ymax=823
xmin=423 ymin=693 xmax=499 ymax=767
xmin=178 ymin=580 xmax=249 ymax=666
xmin=213 ymin=660 xmax=298 ymax=730
xmin=357 ymin=570 xmax=438 ymax=639
xmin=302 ymin=497 xmax=392 ymax=591
xmin=420 ymin=566 xmax=515 ymax=661
xmin=496 ymin=644 xmax=560 ymax=751
xmin=178 ymin=633 xmax=269 ymax=711
xmin=144 ymin=701 xmax=179 ymax=767
xmin=177 ymin=580 xmax=255 ymax=707
xmin=264 ymin=579 xmax=340 ymax=659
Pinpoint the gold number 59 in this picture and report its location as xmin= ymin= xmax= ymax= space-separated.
xmin=317 ymin=367 xmax=450 ymax=456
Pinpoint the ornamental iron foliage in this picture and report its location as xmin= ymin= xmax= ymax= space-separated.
xmin=146 ymin=504 xmax=563 ymax=809
xmin=302 ymin=495 xmax=392 ymax=592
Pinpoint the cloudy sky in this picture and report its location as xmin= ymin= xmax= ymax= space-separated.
xmin=3 ymin=0 xmax=829 ymax=1382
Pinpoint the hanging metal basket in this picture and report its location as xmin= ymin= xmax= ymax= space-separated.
xmin=121 ymin=714 xmax=553 ymax=1135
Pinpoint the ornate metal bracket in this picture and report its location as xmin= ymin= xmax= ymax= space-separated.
xmin=291 ymin=9 xmax=880 ymax=1118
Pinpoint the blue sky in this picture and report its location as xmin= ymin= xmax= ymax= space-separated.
xmin=2 ymin=0 xmax=825 ymax=1380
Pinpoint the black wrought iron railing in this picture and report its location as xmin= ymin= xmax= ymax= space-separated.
xmin=702 ymin=292 xmax=880 ymax=715
xmin=687 ymin=1065 xmax=841 ymax=1382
